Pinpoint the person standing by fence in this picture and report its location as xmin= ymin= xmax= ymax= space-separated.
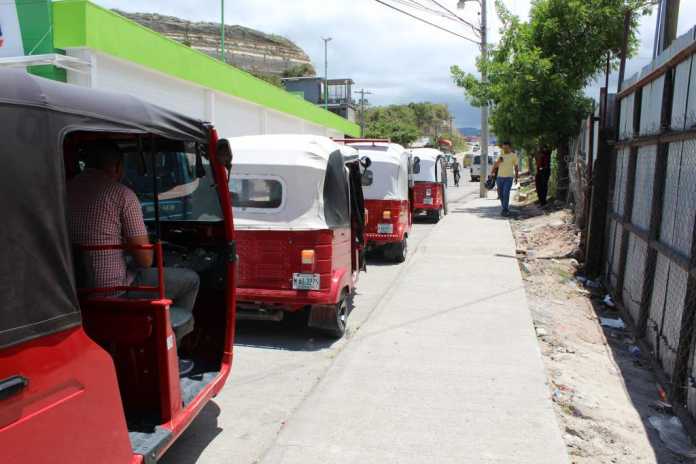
xmin=493 ymin=141 xmax=519 ymax=217
xmin=535 ymin=148 xmax=551 ymax=206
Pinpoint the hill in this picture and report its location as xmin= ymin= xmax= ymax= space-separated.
xmin=115 ymin=10 xmax=315 ymax=78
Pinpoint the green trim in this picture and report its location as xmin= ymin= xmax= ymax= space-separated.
xmin=16 ymin=0 xmax=66 ymax=82
xmin=52 ymin=1 xmax=359 ymax=136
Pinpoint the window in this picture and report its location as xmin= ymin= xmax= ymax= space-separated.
xmin=123 ymin=149 xmax=223 ymax=222
xmin=230 ymin=177 xmax=284 ymax=210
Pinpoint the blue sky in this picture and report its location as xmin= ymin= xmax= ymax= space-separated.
xmin=95 ymin=0 xmax=696 ymax=128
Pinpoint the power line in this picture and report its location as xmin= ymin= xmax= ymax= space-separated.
xmin=426 ymin=0 xmax=481 ymax=35
xmin=373 ymin=0 xmax=480 ymax=44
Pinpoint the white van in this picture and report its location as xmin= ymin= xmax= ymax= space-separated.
xmin=470 ymin=154 xmax=496 ymax=182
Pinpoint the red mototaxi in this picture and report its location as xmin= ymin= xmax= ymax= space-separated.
xmin=349 ymin=141 xmax=413 ymax=262
xmin=409 ymin=148 xmax=449 ymax=222
xmin=0 ymin=70 xmax=237 ymax=464
xmin=225 ymin=135 xmax=367 ymax=338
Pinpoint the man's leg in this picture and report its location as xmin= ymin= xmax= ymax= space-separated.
xmin=132 ymin=267 xmax=200 ymax=312
xmin=501 ymin=177 xmax=513 ymax=212
xmin=496 ymin=177 xmax=505 ymax=209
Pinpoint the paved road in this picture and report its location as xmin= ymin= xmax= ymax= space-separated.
xmin=160 ymin=170 xmax=568 ymax=463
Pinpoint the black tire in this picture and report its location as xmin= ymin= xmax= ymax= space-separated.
xmin=322 ymin=291 xmax=351 ymax=338
xmin=391 ymin=239 xmax=408 ymax=263
xmin=431 ymin=208 xmax=443 ymax=223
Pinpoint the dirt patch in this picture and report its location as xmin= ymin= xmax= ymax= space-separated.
xmin=511 ymin=191 xmax=691 ymax=463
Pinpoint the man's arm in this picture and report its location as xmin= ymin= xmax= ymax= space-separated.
xmin=127 ymin=234 xmax=153 ymax=268
xmin=122 ymin=189 xmax=153 ymax=268
xmin=514 ymin=155 xmax=520 ymax=182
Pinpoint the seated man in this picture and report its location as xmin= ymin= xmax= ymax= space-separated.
xmin=67 ymin=141 xmax=199 ymax=344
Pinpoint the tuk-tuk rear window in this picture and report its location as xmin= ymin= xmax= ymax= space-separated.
xmin=230 ymin=177 xmax=284 ymax=210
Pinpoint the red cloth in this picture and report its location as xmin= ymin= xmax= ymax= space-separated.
xmin=68 ymin=169 xmax=147 ymax=289
xmin=536 ymin=151 xmax=551 ymax=170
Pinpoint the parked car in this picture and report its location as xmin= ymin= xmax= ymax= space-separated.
xmin=0 ymin=69 xmax=237 ymax=464
xmin=348 ymin=140 xmax=413 ymax=262
xmin=410 ymin=148 xmax=449 ymax=222
xmin=470 ymin=154 xmax=496 ymax=182
xmin=227 ymin=135 xmax=367 ymax=338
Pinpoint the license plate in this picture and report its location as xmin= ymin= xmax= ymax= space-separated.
xmin=424 ymin=197 xmax=434 ymax=205
xmin=292 ymin=273 xmax=320 ymax=290
xmin=377 ymin=223 xmax=393 ymax=234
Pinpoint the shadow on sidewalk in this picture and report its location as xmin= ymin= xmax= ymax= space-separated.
xmin=235 ymin=318 xmax=340 ymax=352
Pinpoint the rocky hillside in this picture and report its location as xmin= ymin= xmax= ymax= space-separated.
xmin=116 ymin=10 xmax=315 ymax=77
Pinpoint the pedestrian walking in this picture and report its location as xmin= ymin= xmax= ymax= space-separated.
xmin=534 ymin=148 xmax=551 ymax=206
xmin=492 ymin=141 xmax=519 ymax=217
xmin=452 ymin=159 xmax=461 ymax=187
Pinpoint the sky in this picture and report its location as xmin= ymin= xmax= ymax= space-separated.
xmin=94 ymin=0 xmax=696 ymax=129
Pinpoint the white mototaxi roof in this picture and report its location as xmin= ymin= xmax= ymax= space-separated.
xmin=225 ymin=134 xmax=358 ymax=231
xmin=409 ymin=148 xmax=446 ymax=183
xmin=350 ymin=142 xmax=410 ymax=201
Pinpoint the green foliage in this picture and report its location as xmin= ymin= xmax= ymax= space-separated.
xmin=451 ymin=0 xmax=653 ymax=150
xmin=364 ymin=105 xmax=420 ymax=146
xmin=282 ymin=63 xmax=316 ymax=78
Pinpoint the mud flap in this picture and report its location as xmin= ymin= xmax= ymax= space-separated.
xmin=307 ymin=304 xmax=338 ymax=331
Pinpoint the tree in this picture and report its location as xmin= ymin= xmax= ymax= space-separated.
xmin=452 ymin=0 xmax=653 ymax=200
xmin=362 ymin=103 xmax=461 ymax=147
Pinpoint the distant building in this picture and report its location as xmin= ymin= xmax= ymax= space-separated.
xmin=282 ymin=77 xmax=356 ymax=123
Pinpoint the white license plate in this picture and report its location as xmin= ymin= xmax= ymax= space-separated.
xmin=424 ymin=197 xmax=434 ymax=205
xmin=292 ymin=273 xmax=320 ymax=290
xmin=377 ymin=223 xmax=394 ymax=234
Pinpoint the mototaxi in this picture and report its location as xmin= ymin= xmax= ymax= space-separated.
xmin=0 ymin=70 xmax=237 ymax=464
xmin=225 ymin=135 xmax=367 ymax=338
xmin=409 ymin=148 xmax=449 ymax=222
xmin=343 ymin=140 xmax=413 ymax=262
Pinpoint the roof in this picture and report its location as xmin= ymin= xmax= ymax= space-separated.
xmin=351 ymin=142 xmax=407 ymax=165
xmin=226 ymin=134 xmax=356 ymax=166
xmin=0 ymin=69 xmax=209 ymax=142
xmin=52 ymin=1 xmax=360 ymax=137
xmin=410 ymin=147 xmax=444 ymax=160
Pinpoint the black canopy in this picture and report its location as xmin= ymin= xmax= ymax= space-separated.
xmin=0 ymin=69 xmax=211 ymax=349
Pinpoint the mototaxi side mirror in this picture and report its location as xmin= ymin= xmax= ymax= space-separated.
xmin=216 ymin=139 xmax=233 ymax=177
xmin=412 ymin=156 xmax=421 ymax=174
xmin=360 ymin=156 xmax=372 ymax=169
xmin=195 ymin=143 xmax=207 ymax=178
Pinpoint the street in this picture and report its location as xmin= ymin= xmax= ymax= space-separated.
xmin=161 ymin=172 xmax=569 ymax=464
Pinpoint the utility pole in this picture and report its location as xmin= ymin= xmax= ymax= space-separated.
xmin=322 ymin=37 xmax=332 ymax=111
xmin=458 ymin=0 xmax=488 ymax=198
xmin=220 ymin=0 xmax=225 ymax=62
xmin=662 ymin=0 xmax=681 ymax=53
xmin=356 ymin=88 xmax=372 ymax=137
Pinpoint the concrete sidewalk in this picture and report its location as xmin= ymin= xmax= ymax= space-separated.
xmin=261 ymin=194 xmax=570 ymax=464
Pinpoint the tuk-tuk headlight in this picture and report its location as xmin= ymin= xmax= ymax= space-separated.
xmin=382 ymin=210 xmax=391 ymax=220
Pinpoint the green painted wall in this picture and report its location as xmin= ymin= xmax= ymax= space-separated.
xmin=52 ymin=1 xmax=359 ymax=136
xmin=15 ymin=0 xmax=65 ymax=81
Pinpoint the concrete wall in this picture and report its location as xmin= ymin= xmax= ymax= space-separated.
xmin=64 ymin=49 xmax=344 ymax=139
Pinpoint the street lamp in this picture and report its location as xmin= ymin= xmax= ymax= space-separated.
xmin=458 ymin=0 xmax=488 ymax=199
xmin=220 ymin=0 xmax=225 ymax=62
xmin=322 ymin=37 xmax=332 ymax=111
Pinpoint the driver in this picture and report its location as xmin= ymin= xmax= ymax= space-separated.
xmin=67 ymin=141 xmax=200 ymax=315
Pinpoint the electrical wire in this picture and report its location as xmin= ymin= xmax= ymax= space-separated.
xmin=373 ymin=0 xmax=481 ymax=44
xmin=426 ymin=0 xmax=481 ymax=35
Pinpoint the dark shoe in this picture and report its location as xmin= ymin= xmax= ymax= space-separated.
xmin=179 ymin=358 xmax=195 ymax=377
xmin=501 ymin=209 xmax=509 ymax=217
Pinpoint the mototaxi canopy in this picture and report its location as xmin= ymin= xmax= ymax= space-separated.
xmin=410 ymin=148 xmax=447 ymax=183
xmin=0 ymin=69 xmax=212 ymax=349
xmin=352 ymin=143 xmax=410 ymax=201
xmin=226 ymin=134 xmax=359 ymax=231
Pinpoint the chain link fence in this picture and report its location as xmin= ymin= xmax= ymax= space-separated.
xmin=604 ymin=27 xmax=696 ymax=420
